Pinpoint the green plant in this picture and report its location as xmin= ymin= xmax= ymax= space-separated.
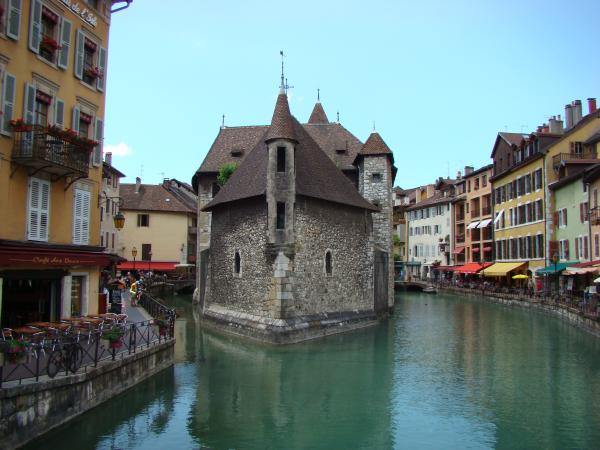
xmin=217 ymin=163 xmax=238 ymax=186
xmin=102 ymin=325 xmax=125 ymax=343
xmin=393 ymin=253 xmax=401 ymax=262
xmin=392 ymin=234 xmax=401 ymax=246
xmin=2 ymin=338 xmax=30 ymax=354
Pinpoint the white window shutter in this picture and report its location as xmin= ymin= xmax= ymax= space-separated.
xmin=73 ymin=190 xmax=83 ymax=244
xmin=54 ymin=98 xmax=64 ymax=128
xmin=28 ymin=0 xmax=42 ymax=54
xmin=72 ymin=105 xmax=80 ymax=134
xmin=81 ymin=190 xmax=90 ymax=244
xmin=24 ymin=82 xmax=36 ymax=125
xmin=74 ymin=30 xmax=85 ymax=80
xmin=58 ymin=18 xmax=72 ymax=70
xmin=93 ymin=117 xmax=103 ymax=166
xmin=1 ymin=72 xmax=16 ymax=136
xmin=96 ymin=47 xmax=107 ymax=92
xmin=6 ymin=0 xmax=21 ymax=41
xmin=28 ymin=177 xmax=50 ymax=241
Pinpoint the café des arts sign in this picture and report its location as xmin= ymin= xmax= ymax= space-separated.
xmin=60 ymin=0 xmax=98 ymax=27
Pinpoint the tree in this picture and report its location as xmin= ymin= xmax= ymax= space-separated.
xmin=217 ymin=163 xmax=238 ymax=186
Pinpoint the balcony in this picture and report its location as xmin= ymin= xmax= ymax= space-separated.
xmin=11 ymin=125 xmax=91 ymax=180
xmin=481 ymin=205 xmax=492 ymax=216
xmin=471 ymin=210 xmax=480 ymax=219
xmin=552 ymin=150 xmax=597 ymax=170
xmin=590 ymin=207 xmax=600 ymax=226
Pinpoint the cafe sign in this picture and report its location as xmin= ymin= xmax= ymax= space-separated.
xmin=60 ymin=0 xmax=98 ymax=27
xmin=0 ymin=250 xmax=111 ymax=267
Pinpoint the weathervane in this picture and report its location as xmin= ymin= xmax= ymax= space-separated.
xmin=317 ymin=88 xmax=320 ymax=102
xmin=279 ymin=51 xmax=294 ymax=94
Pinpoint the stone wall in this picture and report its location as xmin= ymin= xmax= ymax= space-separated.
xmin=0 ymin=341 xmax=174 ymax=449
xmin=206 ymin=198 xmax=272 ymax=316
xmin=293 ymin=197 xmax=373 ymax=315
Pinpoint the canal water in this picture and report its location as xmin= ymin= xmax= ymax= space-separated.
xmin=25 ymin=292 xmax=600 ymax=449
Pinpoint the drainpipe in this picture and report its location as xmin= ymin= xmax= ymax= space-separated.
xmin=587 ymin=182 xmax=592 ymax=261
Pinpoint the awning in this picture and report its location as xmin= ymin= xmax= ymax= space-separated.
xmin=482 ymin=262 xmax=527 ymax=277
xmin=563 ymin=267 xmax=600 ymax=275
xmin=536 ymin=261 xmax=579 ymax=275
xmin=477 ymin=218 xmax=492 ymax=228
xmin=483 ymin=246 xmax=493 ymax=252
xmin=437 ymin=266 xmax=456 ymax=272
xmin=571 ymin=259 xmax=600 ymax=268
xmin=467 ymin=221 xmax=480 ymax=229
xmin=472 ymin=247 xmax=480 ymax=252
xmin=454 ymin=262 xmax=492 ymax=274
xmin=117 ymin=261 xmax=178 ymax=271
xmin=493 ymin=209 xmax=504 ymax=224
xmin=453 ymin=246 xmax=465 ymax=254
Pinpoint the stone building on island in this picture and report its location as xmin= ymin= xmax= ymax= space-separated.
xmin=192 ymin=85 xmax=397 ymax=343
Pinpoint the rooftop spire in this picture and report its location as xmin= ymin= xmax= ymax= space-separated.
xmin=317 ymin=88 xmax=320 ymax=102
xmin=280 ymin=50 xmax=285 ymax=94
xmin=265 ymin=89 xmax=297 ymax=143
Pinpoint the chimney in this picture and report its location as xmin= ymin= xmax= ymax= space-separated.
xmin=464 ymin=166 xmax=474 ymax=175
xmin=543 ymin=123 xmax=550 ymax=134
xmin=572 ymin=100 xmax=583 ymax=126
xmin=549 ymin=116 xmax=564 ymax=134
xmin=565 ymin=104 xmax=573 ymax=129
xmin=135 ymin=177 xmax=141 ymax=194
xmin=105 ymin=152 xmax=112 ymax=166
xmin=589 ymin=98 xmax=597 ymax=114
xmin=456 ymin=170 xmax=462 ymax=180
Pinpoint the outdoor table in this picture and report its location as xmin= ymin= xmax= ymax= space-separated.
xmin=26 ymin=321 xmax=71 ymax=332
xmin=12 ymin=326 xmax=41 ymax=338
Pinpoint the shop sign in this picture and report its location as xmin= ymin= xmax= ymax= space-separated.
xmin=60 ymin=0 xmax=98 ymax=27
xmin=0 ymin=252 xmax=110 ymax=267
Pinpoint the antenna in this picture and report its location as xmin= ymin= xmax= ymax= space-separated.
xmin=446 ymin=161 xmax=450 ymax=179
xmin=140 ymin=164 xmax=144 ymax=179
xmin=373 ymin=121 xmax=376 ymax=132
xmin=221 ymin=114 xmax=225 ymax=128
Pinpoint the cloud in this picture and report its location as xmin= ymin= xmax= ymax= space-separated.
xmin=104 ymin=142 xmax=133 ymax=157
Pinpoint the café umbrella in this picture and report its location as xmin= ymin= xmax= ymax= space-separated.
xmin=594 ymin=276 xmax=600 ymax=283
xmin=512 ymin=274 xmax=529 ymax=279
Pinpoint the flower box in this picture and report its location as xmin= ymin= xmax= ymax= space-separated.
xmin=84 ymin=66 xmax=103 ymax=80
xmin=9 ymin=119 xmax=32 ymax=132
xmin=40 ymin=35 xmax=61 ymax=52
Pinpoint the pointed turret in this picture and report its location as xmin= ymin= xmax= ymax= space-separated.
xmin=308 ymin=102 xmax=329 ymax=124
xmin=358 ymin=132 xmax=393 ymax=158
xmin=265 ymin=92 xmax=297 ymax=143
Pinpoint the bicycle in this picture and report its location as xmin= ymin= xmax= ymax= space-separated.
xmin=46 ymin=337 xmax=84 ymax=378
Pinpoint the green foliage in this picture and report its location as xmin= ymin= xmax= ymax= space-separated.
xmin=392 ymin=234 xmax=401 ymax=246
xmin=217 ymin=163 xmax=239 ymax=186
xmin=102 ymin=325 xmax=125 ymax=342
xmin=393 ymin=253 xmax=401 ymax=262
xmin=2 ymin=338 xmax=30 ymax=354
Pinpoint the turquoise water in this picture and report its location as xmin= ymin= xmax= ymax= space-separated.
xmin=25 ymin=292 xmax=600 ymax=449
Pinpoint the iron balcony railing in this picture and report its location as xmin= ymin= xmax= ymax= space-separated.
xmin=590 ymin=207 xmax=600 ymax=226
xmin=12 ymin=125 xmax=91 ymax=178
xmin=552 ymin=150 xmax=598 ymax=169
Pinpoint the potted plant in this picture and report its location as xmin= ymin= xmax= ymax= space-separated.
xmin=9 ymin=118 xmax=32 ymax=132
xmin=154 ymin=317 xmax=170 ymax=336
xmin=2 ymin=338 xmax=30 ymax=364
xmin=40 ymin=35 xmax=61 ymax=52
xmin=102 ymin=325 xmax=125 ymax=349
xmin=84 ymin=66 xmax=103 ymax=80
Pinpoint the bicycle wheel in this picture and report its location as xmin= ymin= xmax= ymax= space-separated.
xmin=47 ymin=350 xmax=64 ymax=378
xmin=68 ymin=345 xmax=84 ymax=373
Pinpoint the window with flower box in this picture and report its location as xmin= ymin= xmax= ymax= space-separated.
xmin=72 ymin=103 xmax=102 ymax=166
xmin=28 ymin=1 xmax=72 ymax=70
xmin=74 ymin=30 xmax=106 ymax=92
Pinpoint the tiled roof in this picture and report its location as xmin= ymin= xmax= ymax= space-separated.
xmin=358 ymin=132 xmax=393 ymax=157
xmin=121 ymin=184 xmax=195 ymax=213
xmin=308 ymin=102 xmax=329 ymax=124
xmin=499 ymin=132 xmax=529 ymax=147
xmin=302 ymin=122 xmax=364 ymax=170
xmin=264 ymin=93 xmax=297 ymax=143
xmin=203 ymin=113 xmax=378 ymax=212
xmin=406 ymin=193 xmax=453 ymax=211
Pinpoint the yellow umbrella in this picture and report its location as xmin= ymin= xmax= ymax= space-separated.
xmin=512 ymin=274 xmax=529 ymax=279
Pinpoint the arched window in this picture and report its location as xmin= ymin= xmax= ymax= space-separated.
xmin=325 ymin=250 xmax=332 ymax=275
xmin=234 ymin=251 xmax=241 ymax=275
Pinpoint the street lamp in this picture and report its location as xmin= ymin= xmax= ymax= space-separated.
xmin=98 ymin=193 xmax=125 ymax=230
xmin=148 ymin=251 xmax=152 ymax=272
xmin=552 ymin=252 xmax=559 ymax=294
xmin=132 ymin=246 xmax=137 ymax=271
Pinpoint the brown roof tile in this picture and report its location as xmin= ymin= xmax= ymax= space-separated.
xmin=203 ymin=117 xmax=377 ymax=212
xmin=121 ymin=184 xmax=195 ymax=213
xmin=264 ymin=93 xmax=297 ymax=143
xmin=406 ymin=193 xmax=454 ymax=211
xmin=359 ymin=132 xmax=393 ymax=157
xmin=302 ymin=122 xmax=363 ymax=170
xmin=308 ymin=102 xmax=329 ymax=124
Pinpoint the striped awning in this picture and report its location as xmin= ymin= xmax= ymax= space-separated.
xmin=482 ymin=262 xmax=527 ymax=277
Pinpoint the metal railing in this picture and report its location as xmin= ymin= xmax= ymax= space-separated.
xmin=12 ymin=125 xmax=90 ymax=177
xmin=552 ymin=150 xmax=598 ymax=169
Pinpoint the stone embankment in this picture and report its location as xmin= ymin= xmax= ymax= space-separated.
xmin=439 ymin=285 xmax=600 ymax=338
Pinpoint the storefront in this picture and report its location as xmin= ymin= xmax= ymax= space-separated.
xmin=0 ymin=241 xmax=120 ymax=328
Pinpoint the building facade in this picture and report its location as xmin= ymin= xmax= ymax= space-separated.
xmin=100 ymin=151 xmax=125 ymax=256
xmin=0 ymin=1 xmax=129 ymax=326
xmin=118 ymin=178 xmax=196 ymax=273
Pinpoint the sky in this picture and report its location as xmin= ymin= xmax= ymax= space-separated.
xmin=104 ymin=0 xmax=600 ymax=189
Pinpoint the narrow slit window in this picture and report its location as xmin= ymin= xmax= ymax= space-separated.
xmin=234 ymin=251 xmax=241 ymax=275
xmin=277 ymin=147 xmax=286 ymax=172
xmin=276 ymin=202 xmax=286 ymax=230
xmin=325 ymin=251 xmax=332 ymax=275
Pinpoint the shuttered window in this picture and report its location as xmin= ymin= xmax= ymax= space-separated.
xmin=28 ymin=177 xmax=50 ymax=241
xmin=74 ymin=29 xmax=85 ymax=79
xmin=6 ymin=0 xmax=22 ymax=40
xmin=57 ymin=18 xmax=71 ymax=69
xmin=1 ymin=72 xmax=16 ymax=135
xmin=72 ymin=189 xmax=90 ymax=245
xmin=96 ymin=47 xmax=106 ymax=91
xmin=28 ymin=0 xmax=42 ymax=53
xmin=54 ymin=98 xmax=64 ymax=128
xmin=93 ymin=117 xmax=103 ymax=166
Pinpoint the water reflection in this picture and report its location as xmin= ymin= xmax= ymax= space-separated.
xmin=23 ymin=292 xmax=600 ymax=450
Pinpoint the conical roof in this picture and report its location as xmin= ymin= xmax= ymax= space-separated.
xmin=358 ymin=132 xmax=393 ymax=156
xmin=264 ymin=93 xmax=297 ymax=142
xmin=308 ymin=102 xmax=329 ymax=124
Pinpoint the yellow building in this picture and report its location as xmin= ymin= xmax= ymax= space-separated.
xmin=118 ymin=179 xmax=197 ymax=274
xmin=544 ymin=99 xmax=600 ymax=258
xmin=0 ymin=1 xmax=131 ymax=327
xmin=488 ymin=131 xmax=561 ymax=279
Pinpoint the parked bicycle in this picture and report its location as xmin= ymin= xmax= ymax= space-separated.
xmin=46 ymin=337 xmax=84 ymax=378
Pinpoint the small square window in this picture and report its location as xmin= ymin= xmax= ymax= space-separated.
xmin=137 ymin=214 xmax=149 ymax=227
xmin=372 ymin=173 xmax=382 ymax=182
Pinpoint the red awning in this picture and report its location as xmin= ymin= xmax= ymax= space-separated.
xmin=0 ymin=244 xmax=116 ymax=267
xmin=117 ymin=261 xmax=178 ymax=271
xmin=483 ymin=246 xmax=493 ymax=252
xmin=453 ymin=246 xmax=465 ymax=254
xmin=571 ymin=259 xmax=600 ymax=268
xmin=454 ymin=262 xmax=492 ymax=274
xmin=437 ymin=266 xmax=456 ymax=272
xmin=472 ymin=247 xmax=480 ymax=252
